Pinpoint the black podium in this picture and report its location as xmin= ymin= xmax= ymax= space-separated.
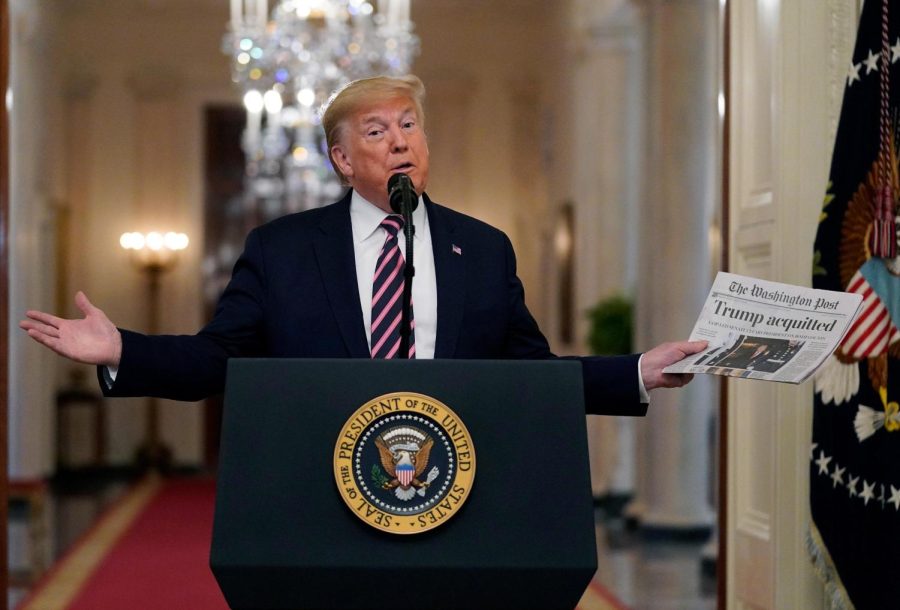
xmin=210 ymin=359 xmax=597 ymax=609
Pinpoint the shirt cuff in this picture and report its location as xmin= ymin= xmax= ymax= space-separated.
xmin=102 ymin=366 xmax=118 ymax=390
xmin=637 ymin=354 xmax=649 ymax=404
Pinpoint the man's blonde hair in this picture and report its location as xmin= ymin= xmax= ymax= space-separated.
xmin=321 ymin=75 xmax=426 ymax=184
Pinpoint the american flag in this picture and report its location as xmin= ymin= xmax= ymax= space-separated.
xmin=452 ymin=244 xmax=462 ymax=255
xmin=841 ymin=268 xmax=899 ymax=360
xmin=809 ymin=0 xmax=900 ymax=605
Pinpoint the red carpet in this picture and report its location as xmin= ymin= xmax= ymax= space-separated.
xmin=21 ymin=475 xmax=627 ymax=609
xmin=20 ymin=476 xmax=227 ymax=610
xmin=66 ymin=478 xmax=227 ymax=610
xmin=576 ymin=579 xmax=631 ymax=610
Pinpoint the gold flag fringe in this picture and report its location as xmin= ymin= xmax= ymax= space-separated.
xmin=806 ymin=521 xmax=856 ymax=610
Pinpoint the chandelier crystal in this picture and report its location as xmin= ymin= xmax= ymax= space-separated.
xmin=224 ymin=0 xmax=419 ymax=215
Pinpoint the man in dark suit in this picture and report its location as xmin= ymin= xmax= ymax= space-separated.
xmin=20 ymin=75 xmax=705 ymax=415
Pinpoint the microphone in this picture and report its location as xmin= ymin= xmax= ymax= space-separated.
xmin=387 ymin=173 xmax=419 ymax=215
xmin=386 ymin=172 xmax=416 ymax=359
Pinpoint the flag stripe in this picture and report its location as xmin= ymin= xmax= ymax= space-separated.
xmin=846 ymin=304 xmax=887 ymax=348
xmin=847 ymin=272 xmax=866 ymax=293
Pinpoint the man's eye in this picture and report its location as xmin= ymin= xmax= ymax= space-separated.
xmin=403 ymin=121 xmax=416 ymax=129
xmin=367 ymin=129 xmax=383 ymax=137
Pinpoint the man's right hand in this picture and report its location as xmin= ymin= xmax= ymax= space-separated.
xmin=641 ymin=339 xmax=708 ymax=391
xmin=19 ymin=291 xmax=122 ymax=368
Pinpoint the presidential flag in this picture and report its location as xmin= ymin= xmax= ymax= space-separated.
xmin=810 ymin=1 xmax=900 ymax=608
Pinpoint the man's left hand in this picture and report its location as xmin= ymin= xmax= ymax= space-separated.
xmin=641 ymin=340 xmax=708 ymax=391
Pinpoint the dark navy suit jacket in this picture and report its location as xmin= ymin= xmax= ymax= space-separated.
xmin=102 ymin=192 xmax=645 ymax=416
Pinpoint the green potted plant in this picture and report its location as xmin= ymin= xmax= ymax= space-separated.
xmin=587 ymin=295 xmax=633 ymax=355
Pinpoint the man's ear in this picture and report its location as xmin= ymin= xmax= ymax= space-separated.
xmin=331 ymin=144 xmax=354 ymax=179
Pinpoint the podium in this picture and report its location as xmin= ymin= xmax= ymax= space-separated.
xmin=210 ymin=359 xmax=598 ymax=609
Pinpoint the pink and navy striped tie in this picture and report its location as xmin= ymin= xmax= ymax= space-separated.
xmin=370 ymin=215 xmax=415 ymax=359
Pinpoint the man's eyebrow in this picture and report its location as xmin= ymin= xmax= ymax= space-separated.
xmin=359 ymin=115 xmax=388 ymax=125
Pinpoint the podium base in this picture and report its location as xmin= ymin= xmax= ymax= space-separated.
xmin=214 ymin=565 xmax=593 ymax=610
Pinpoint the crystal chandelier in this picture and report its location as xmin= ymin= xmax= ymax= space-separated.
xmin=224 ymin=0 xmax=419 ymax=216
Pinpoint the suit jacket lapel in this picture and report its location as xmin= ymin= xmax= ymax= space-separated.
xmin=313 ymin=192 xmax=370 ymax=357
xmin=427 ymin=196 xmax=466 ymax=358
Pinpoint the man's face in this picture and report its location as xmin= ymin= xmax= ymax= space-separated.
xmin=330 ymin=95 xmax=429 ymax=212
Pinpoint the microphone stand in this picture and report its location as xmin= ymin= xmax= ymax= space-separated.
xmin=398 ymin=188 xmax=415 ymax=359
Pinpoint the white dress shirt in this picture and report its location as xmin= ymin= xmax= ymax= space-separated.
xmin=350 ymin=190 xmax=438 ymax=359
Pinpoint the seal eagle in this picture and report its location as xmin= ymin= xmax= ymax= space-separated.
xmin=374 ymin=426 xmax=434 ymax=501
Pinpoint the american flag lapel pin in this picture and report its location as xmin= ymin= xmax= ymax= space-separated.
xmin=452 ymin=244 xmax=462 ymax=256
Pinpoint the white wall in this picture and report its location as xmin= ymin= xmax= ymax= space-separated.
xmin=60 ymin=2 xmax=237 ymax=466
xmin=9 ymin=0 xmax=237 ymax=472
xmin=414 ymin=0 xmax=567 ymax=329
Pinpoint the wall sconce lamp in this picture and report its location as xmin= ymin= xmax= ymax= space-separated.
xmin=120 ymin=231 xmax=189 ymax=273
xmin=120 ymin=230 xmax=189 ymax=471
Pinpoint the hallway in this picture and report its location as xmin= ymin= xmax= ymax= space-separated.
xmin=10 ymin=473 xmax=716 ymax=609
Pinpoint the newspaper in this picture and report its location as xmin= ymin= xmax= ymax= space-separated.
xmin=662 ymin=272 xmax=863 ymax=384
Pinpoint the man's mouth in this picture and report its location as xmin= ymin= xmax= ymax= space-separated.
xmin=391 ymin=163 xmax=414 ymax=173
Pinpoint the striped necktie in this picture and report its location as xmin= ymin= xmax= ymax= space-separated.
xmin=371 ymin=215 xmax=415 ymax=359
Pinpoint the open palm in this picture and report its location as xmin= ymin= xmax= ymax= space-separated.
xmin=19 ymin=291 xmax=122 ymax=367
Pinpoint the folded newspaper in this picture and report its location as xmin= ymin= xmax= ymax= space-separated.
xmin=662 ymin=272 xmax=863 ymax=384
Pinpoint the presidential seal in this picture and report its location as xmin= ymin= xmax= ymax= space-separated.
xmin=333 ymin=392 xmax=476 ymax=534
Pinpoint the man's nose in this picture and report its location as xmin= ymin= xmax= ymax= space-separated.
xmin=389 ymin=126 xmax=409 ymax=152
